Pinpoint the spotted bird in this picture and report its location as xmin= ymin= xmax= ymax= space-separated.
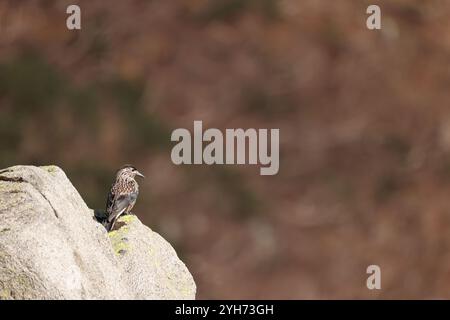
xmin=104 ymin=165 xmax=145 ymax=231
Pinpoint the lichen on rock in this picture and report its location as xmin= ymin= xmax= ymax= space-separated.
xmin=40 ymin=165 xmax=59 ymax=174
xmin=108 ymin=217 xmax=133 ymax=256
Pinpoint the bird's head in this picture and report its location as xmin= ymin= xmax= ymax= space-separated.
xmin=116 ymin=165 xmax=145 ymax=180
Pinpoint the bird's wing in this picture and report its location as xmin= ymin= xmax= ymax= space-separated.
xmin=128 ymin=191 xmax=138 ymax=205
xmin=106 ymin=190 xmax=115 ymax=215
xmin=107 ymin=193 xmax=132 ymax=223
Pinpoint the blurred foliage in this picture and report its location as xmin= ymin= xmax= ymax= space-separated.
xmin=2 ymin=0 xmax=450 ymax=299
xmin=214 ymin=167 xmax=261 ymax=219
xmin=242 ymin=85 xmax=295 ymax=118
xmin=383 ymin=134 xmax=411 ymax=164
xmin=0 ymin=52 xmax=63 ymax=111
xmin=375 ymin=173 xmax=403 ymax=203
xmin=194 ymin=0 xmax=280 ymax=22
xmin=106 ymin=78 xmax=171 ymax=150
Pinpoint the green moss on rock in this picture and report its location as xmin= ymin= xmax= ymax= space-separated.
xmin=119 ymin=215 xmax=136 ymax=224
xmin=108 ymin=215 xmax=136 ymax=256
xmin=40 ymin=165 xmax=59 ymax=174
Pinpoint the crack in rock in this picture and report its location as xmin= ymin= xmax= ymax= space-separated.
xmin=0 ymin=174 xmax=59 ymax=219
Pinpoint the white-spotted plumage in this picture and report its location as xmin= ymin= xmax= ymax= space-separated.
xmin=104 ymin=165 xmax=145 ymax=231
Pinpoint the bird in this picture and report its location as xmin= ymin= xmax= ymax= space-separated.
xmin=104 ymin=165 xmax=145 ymax=231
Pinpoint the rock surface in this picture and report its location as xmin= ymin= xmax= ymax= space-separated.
xmin=0 ymin=165 xmax=196 ymax=300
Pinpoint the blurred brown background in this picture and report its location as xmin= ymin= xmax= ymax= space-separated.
xmin=1 ymin=0 xmax=450 ymax=299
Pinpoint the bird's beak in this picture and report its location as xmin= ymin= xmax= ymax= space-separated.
xmin=136 ymin=171 xmax=145 ymax=179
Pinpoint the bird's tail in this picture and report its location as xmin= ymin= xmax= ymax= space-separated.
xmin=103 ymin=214 xmax=120 ymax=232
